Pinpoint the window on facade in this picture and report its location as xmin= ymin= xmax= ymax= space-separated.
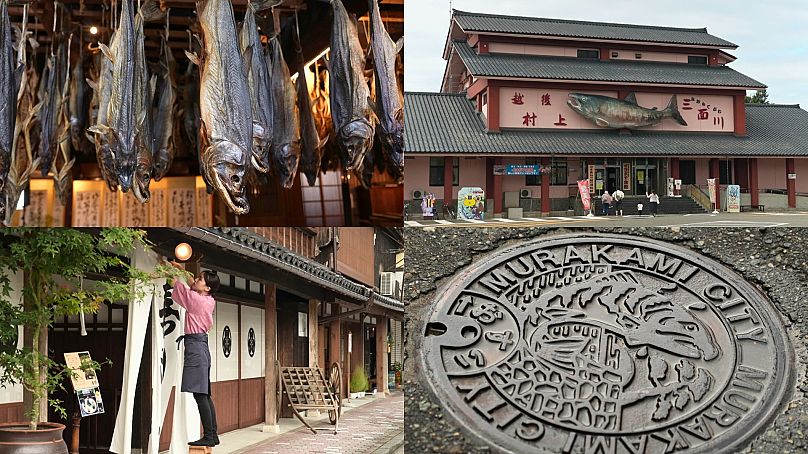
xmin=525 ymin=158 xmax=567 ymax=186
xmin=429 ymin=157 xmax=459 ymax=186
xmin=688 ymin=55 xmax=708 ymax=65
xmin=611 ymin=51 xmax=619 ymax=58
xmin=577 ymin=49 xmax=599 ymax=59
xmin=635 ymin=53 xmax=642 ymax=59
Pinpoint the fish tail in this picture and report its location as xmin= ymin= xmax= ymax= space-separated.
xmin=666 ymin=94 xmax=687 ymax=126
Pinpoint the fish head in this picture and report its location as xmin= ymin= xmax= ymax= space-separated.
xmin=340 ymin=119 xmax=375 ymax=170
xmin=133 ymin=157 xmax=153 ymax=203
xmin=566 ymin=93 xmax=601 ymax=117
xmin=204 ymin=140 xmax=250 ymax=215
xmin=627 ymin=301 xmax=720 ymax=361
xmin=273 ymin=141 xmax=302 ymax=189
xmin=153 ymin=148 xmax=172 ymax=181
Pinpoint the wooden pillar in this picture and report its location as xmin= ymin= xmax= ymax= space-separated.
xmin=671 ymin=158 xmax=680 ymax=180
xmin=443 ymin=157 xmax=453 ymax=208
xmin=750 ymin=158 xmax=759 ymax=206
xmin=787 ymin=158 xmax=797 ymax=209
xmin=493 ymin=157 xmax=503 ymax=215
xmin=540 ymin=157 xmax=551 ymax=215
xmin=487 ymin=83 xmax=500 ymax=133
xmin=709 ymin=158 xmax=721 ymax=210
xmin=375 ymin=317 xmax=389 ymax=396
xmin=262 ymin=283 xmax=279 ymax=433
xmin=485 ymin=157 xmax=494 ymax=215
xmin=308 ymin=300 xmax=319 ymax=368
xmin=328 ymin=311 xmax=344 ymax=398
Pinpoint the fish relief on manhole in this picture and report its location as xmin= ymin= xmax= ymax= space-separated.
xmin=422 ymin=235 xmax=792 ymax=454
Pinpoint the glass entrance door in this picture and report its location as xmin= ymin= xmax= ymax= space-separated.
xmin=606 ymin=167 xmax=619 ymax=194
xmin=634 ymin=160 xmax=658 ymax=195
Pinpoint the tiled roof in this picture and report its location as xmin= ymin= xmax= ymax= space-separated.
xmin=176 ymin=227 xmax=404 ymax=313
xmin=404 ymin=92 xmax=808 ymax=157
xmin=452 ymin=10 xmax=737 ymax=48
xmin=453 ymin=41 xmax=765 ymax=89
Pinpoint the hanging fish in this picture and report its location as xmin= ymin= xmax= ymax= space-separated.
xmin=238 ymin=0 xmax=279 ymax=175
xmin=319 ymin=0 xmax=374 ymax=173
xmin=266 ymin=37 xmax=301 ymax=189
xmin=0 ymin=0 xmax=24 ymax=218
xmin=35 ymin=52 xmax=58 ymax=176
xmin=367 ymin=0 xmax=403 ymax=183
xmin=294 ymin=29 xmax=327 ymax=187
xmin=52 ymin=34 xmax=75 ymax=206
xmin=132 ymin=12 xmax=154 ymax=202
xmin=187 ymin=0 xmax=255 ymax=215
xmin=152 ymin=21 xmax=177 ymax=181
xmin=87 ymin=34 xmax=118 ymax=192
xmin=68 ymin=45 xmax=87 ymax=155
xmin=89 ymin=0 xmax=138 ymax=193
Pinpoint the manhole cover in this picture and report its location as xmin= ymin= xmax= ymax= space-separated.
xmin=422 ymin=234 xmax=793 ymax=454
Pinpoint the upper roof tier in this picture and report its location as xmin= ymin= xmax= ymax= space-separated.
xmin=450 ymin=10 xmax=739 ymax=49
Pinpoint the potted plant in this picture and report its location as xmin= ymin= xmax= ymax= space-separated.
xmin=393 ymin=362 xmax=402 ymax=388
xmin=0 ymin=228 xmax=189 ymax=451
xmin=349 ymin=366 xmax=369 ymax=399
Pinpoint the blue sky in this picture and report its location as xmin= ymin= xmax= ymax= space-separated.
xmin=405 ymin=0 xmax=808 ymax=107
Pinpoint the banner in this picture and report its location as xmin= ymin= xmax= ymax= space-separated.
xmin=707 ymin=179 xmax=717 ymax=203
xmin=587 ymin=165 xmax=596 ymax=193
xmin=622 ymin=163 xmax=631 ymax=191
xmin=578 ymin=180 xmax=592 ymax=211
xmin=727 ymin=185 xmax=741 ymax=213
xmin=110 ymin=243 xmax=159 ymax=454
xmin=505 ymin=164 xmax=541 ymax=175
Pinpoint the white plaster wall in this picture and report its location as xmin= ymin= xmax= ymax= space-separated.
xmin=213 ymin=302 xmax=239 ymax=382
xmin=758 ymin=158 xmax=787 ymax=190
xmin=0 ymin=270 xmax=23 ymax=405
xmin=240 ymin=306 xmax=265 ymax=379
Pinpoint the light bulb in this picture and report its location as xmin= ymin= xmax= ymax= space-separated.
xmin=175 ymin=243 xmax=193 ymax=262
xmin=90 ymin=26 xmax=98 ymax=35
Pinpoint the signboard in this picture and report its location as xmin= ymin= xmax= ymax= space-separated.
xmin=420 ymin=193 xmax=436 ymax=218
xmin=788 ymin=173 xmax=797 ymax=180
xmin=667 ymin=178 xmax=675 ymax=197
xmin=64 ymin=351 xmax=105 ymax=417
xmin=674 ymin=179 xmax=682 ymax=190
xmin=727 ymin=185 xmax=741 ymax=213
xmin=707 ymin=179 xmax=717 ymax=203
xmin=493 ymin=165 xmax=506 ymax=176
xmin=587 ymin=165 xmax=596 ymax=194
xmin=457 ymin=187 xmax=485 ymax=220
xmin=622 ymin=163 xmax=631 ymax=191
xmin=577 ymin=180 xmax=592 ymax=212
xmin=505 ymin=164 xmax=541 ymax=176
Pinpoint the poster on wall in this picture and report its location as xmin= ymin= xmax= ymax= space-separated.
xmin=622 ymin=163 xmax=631 ymax=191
xmin=727 ymin=185 xmax=741 ymax=213
xmin=457 ymin=187 xmax=485 ymax=220
xmin=420 ymin=193 xmax=436 ymax=218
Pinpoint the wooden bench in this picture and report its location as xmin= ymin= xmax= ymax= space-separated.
xmin=276 ymin=361 xmax=342 ymax=435
xmin=188 ymin=446 xmax=212 ymax=454
xmin=740 ymin=204 xmax=765 ymax=212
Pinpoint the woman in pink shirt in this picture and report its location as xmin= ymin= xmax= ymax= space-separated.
xmin=169 ymin=262 xmax=220 ymax=447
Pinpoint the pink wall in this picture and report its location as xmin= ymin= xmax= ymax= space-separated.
xmin=758 ymin=158 xmax=787 ymax=190
xmin=695 ymin=158 xmax=711 ymax=185
xmin=488 ymin=43 xmax=705 ymax=65
xmin=499 ymin=88 xmax=734 ymax=132
xmin=610 ymin=49 xmax=694 ymax=64
xmin=458 ymin=157 xmax=486 ymax=193
xmin=797 ymin=160 xmax=808 ymax=193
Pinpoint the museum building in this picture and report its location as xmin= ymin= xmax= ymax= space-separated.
xmin=405 ymin=10 xmax=808 ymax=216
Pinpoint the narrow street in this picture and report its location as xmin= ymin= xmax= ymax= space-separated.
xmin=230 ymin=392 xmax=404 ymax=454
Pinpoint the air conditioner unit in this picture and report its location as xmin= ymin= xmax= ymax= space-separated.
xmin=412 ymin=189 xmax=424 ymax=200
xmin=380 ymin=272 xmax=393 ymax=296
xmin=519 ymin=188 xmax=532 ymax=199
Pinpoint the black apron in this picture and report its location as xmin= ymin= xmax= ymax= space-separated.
xmin=182 ymin=333 xmax=211 ymax=395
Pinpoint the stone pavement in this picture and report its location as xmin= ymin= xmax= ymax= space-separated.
xmin=232 ymin=392 xmax=404 ymax=454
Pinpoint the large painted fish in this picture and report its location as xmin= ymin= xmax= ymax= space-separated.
xmin=188 ymin=0 xmax=254 ymax=215
xmin=567 ymin=93 xmax=687 ymax=129
xmin=267 ymin=37 xmax=301 ymax=189
xmin=320 ymin=0 xmax=374 ymax=172
xmin=238 ymin=0 xmax=279 ymax=175
xmin=368 ymin=0 xmax=403 ymax=183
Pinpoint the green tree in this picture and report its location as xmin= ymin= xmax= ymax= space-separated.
xmin=0 ymin=228 xmax=190 ymax=429
xmin=745 ymin=89 xmax=770 ymax=104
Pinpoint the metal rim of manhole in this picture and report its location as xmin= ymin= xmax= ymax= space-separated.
xmin=420 ymin=233 xmax=794 ymax=454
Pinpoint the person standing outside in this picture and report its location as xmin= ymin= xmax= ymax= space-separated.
xmin=600 ymin=190 xmax=613 ymax=216
xmin=646 ymin=189 xmax=660 ymax=217
xmin=168 ymin=261 xmax=221 ymax=447
xmin=612 ymin=188 xmax=625 ymax=216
